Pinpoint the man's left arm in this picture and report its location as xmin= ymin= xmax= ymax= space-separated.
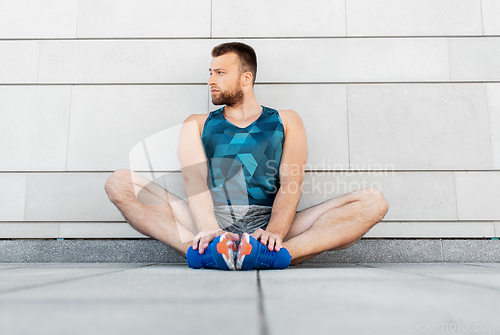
xmin=252 ymin=109 xmax=308 ymax=251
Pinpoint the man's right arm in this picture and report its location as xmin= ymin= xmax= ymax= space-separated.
xmin=177 ymin=115 xmax=238 ymax=253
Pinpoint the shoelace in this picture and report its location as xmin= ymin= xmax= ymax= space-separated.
xmin=256 ymin=245 xmax=274 ymax=269
xmin=201 ymin=244 xmax=217 ymax=268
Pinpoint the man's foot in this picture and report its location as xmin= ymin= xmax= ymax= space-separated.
xmin=236 ymin=233 xmax=291 ymax=270
xmin=186 ymin=232 xmax=237 ymax=270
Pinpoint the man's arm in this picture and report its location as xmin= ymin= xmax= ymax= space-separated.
xmin=252 ymin=109 xmax=308 ymax=251
xmin=178 ymin=115 xmax=238 ymax=253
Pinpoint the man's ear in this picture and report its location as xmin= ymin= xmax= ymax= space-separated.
xmin=242 ymin=71 xmax=253 ymax=87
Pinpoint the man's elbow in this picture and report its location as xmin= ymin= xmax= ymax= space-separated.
xmin=279 ymin=176 xmax=304 ymax=196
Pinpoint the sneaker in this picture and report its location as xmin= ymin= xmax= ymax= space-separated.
xmin=236 ymin=233 xmax=291 ymax=270
xmin=186 ymin=232 xmax=237 ymax=270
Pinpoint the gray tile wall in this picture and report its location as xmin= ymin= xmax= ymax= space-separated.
xmin=1 ymin=0 xmax=499 ymax=239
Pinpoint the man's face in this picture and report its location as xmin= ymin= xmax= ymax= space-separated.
xmin=208 ymin=53 xmax=244 ymax=107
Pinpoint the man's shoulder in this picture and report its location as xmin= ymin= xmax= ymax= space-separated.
xmin=182 ymin=113 xmax=211 ymax=137
xmin=276 ymin=109 xmax=299 ymax=119
xmin=276 ymin=108 xmax=302 ymax=127
xmin=183 ymin=113 xmax=209 ymax=122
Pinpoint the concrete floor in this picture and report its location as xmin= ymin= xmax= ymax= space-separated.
xmin=1 ymin=263 xmax=500 ymax=335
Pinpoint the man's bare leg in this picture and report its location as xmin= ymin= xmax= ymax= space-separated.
xmin=104 ymin=168 xmax=198 ymax=256
xmin=282 ymin=188 xmax=389 ymax=265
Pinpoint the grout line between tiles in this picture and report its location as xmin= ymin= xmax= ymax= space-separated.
xmin=1 ymin=35 xmax=498 ymax=41
xmin=2 ymin=82 xmax=500 ymax=86
xmin=257 ymin=271 xmax=269 ymax=335
xmin=0 ymin=264 xmax=153 ymax=296
xmin=0 ymin=266 xmax=23 ymax=272
xmin=360 ymin=263 xmax=500 ymax=294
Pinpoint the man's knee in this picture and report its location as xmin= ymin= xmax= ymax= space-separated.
xmin=105 ymin=168 xmax=132 ymax=201
xmin=359 ymin=187 xmax=389 ymax=221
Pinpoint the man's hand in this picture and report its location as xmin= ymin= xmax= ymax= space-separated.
xmin=251 ymin=228 xmax=283 ymax=252
xmin=192 ymin=229 xmax=239 ymax=254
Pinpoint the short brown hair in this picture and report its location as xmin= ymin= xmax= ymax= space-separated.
xmin=211 ymin=42 xmax=257 ymax=85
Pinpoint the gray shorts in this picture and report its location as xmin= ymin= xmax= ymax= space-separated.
xmin=213 ymin=205 xmax=273 ymax=235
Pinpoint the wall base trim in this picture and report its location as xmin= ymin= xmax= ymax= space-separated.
xmin=0 ymin=239 xmax=499 ymax=263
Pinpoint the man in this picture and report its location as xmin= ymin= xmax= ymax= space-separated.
xmin=105 ymin=42 xmax=388 ymax=270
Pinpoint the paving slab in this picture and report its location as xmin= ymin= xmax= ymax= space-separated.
xmin=0 ymin=264 xmax=260 ymax=335
xmin=362 ymin=262 xmax=498 ymax=275
xmin=0 ymin=301 xmax=258 ymax=335
xmin=260 ymin=264 xmax=500 ymax=335
xmin=469 ymin=262 xmax=500 ymax=268
xmin=0 ymin=264 xmax=146 ymax=294
xmin=364 ymin=263 xmax=500 ymax=292
xmin=1 ymin=263 xmax=500 ymax=335
xmin=0 ymin=264 xmax=258 ymax=302
xmin=0 ymin=263 xmax=154 ymax=269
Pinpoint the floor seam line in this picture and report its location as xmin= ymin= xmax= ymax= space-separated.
xmin=0 ymin=264 xmax=151 ymax=296
xmin=257 ymin=270 xmax=269 ymax=335
xmin=361 ymin=264 xmax=500 ymax=294
xmin=463 ymin=263 xmax=499 ymax=269
xmin=0 ymin=266 xmax=23 ymax=272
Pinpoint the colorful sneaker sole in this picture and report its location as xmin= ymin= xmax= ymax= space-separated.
xmin=236 ymin=233 xmax=291 ymax=270
xmin=215 ymin=232 xmax=237 ymax=270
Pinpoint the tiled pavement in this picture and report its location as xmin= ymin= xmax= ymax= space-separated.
xmin=1 ymin=263 xmax=500 ymax=335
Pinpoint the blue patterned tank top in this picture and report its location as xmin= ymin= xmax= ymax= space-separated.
xmin=201 ymin=106 xmax=285 ymax=206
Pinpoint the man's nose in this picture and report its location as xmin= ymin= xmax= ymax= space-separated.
xmin=207 ymin=74 xmax=215 ymax=86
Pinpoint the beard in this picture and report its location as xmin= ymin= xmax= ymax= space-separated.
xmin=211 ymin=83 xmax=244 ymax=107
